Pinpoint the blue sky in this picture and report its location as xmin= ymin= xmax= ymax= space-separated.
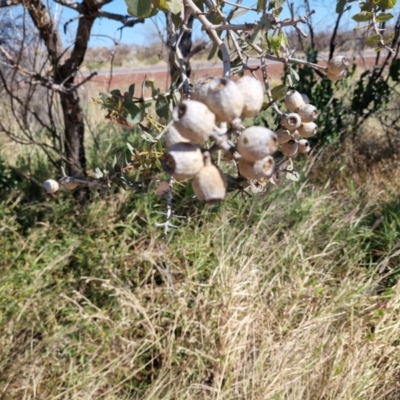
xmin=3 ymin=0 xmax=400 ymax=47
xmin=58 ymin=0 xmax=361 ymax=47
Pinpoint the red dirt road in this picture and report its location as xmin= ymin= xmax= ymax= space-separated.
xmin=79 ymin=53 xmax=384 ymax=101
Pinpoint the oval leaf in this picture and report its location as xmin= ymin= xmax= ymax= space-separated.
xmin=352 ymin=11 xmax=373 ymax=22
xmin=125 ymin=103 xmax=142 ymax=124
xmin=166 ymin=0 xmax=183 ymax=14
xmin=271 ymin=84 xmax=287 ymax=101
xmin=366 ymin=34 xmax=383 ymax=45
xmin=156 ymin=94 xmax=170 ymax=120
xmin=336 ymin=0 xmax=347 ymax=13
xmin=378 ymin=0 xmax=397 ymax=9
xmin=384 ymin=33 xmax=395 ymax=44
xmin=376 ymin=12 xmax=393 ymax=22
xmin=153 ymin=0 xmax=168 ymax=11
xmin=125 ymin=0 xmax=152 ymax=17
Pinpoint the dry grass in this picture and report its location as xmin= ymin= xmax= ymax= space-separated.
xmin=2 ymin=63 xmax=400 ymax=398
xmin=2 ymin=145 xmax=400 ymax=398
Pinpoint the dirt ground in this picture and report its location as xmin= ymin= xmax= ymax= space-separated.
xmin=79 ymin=55 xmax=383 ymax=105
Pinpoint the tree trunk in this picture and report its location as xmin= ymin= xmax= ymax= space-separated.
xmin=166 ymin=13 xmax=193 ymax=85
xmin=59 ymin=90 xmax=86 ymax=177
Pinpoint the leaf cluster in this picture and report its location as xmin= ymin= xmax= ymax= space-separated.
xmin=337 ymin=0 xmax=398 ymax=52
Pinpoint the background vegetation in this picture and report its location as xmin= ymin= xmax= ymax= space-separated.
xmin=2 ymin=86 xmax=400 ymax=398
xmin=2 ymin=0 xmax=400 ymax=398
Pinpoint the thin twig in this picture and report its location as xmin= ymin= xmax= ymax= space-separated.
xmin=184 ymin=0 xmax=231 ymax=77
xmin=155 ymin=176 xmax=186 ymax=238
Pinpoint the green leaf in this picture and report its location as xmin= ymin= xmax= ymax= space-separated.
xmin=125 ymin=102 xmax=142 ymax=124
xmin=230 ymin=57 xmax=244 ymax=75
xmin=351 ymin=11 xmax=373 ymax=21
xmin=271 ymin=84 xmax=287 ymax=101
xmin=273 ymin=0 xmax=284 ymax=8
xmin=166 ymin=0 xmax=182 ymax=14
xmin=100 ymin=92 xmax=109 ymax=102
xmin=231 ymin=7 xmax=250 ymax=20
xmin=287 ymin=74 xmax=293 ymax=87
xmin=155 ymin=94 xmax=170 ymax=120
xmin=384 ymin=33 xmax=395 ymax=44
xmin=336 ymin=0 xmax=347 ymax=13
xmin=360 ymin=0 xmax=374 ymax=11
xmin=224 ymin=34 xmax=239 ymax=60
xmin=153 ymin=0 xmax=168 ymax=11
xmin=376 ymin=12 xmax=393 ymax=22
xmin=125 ymin=0 xmax=152 ymax=18
xmin=267 ymin=31 xmax=287 ymax=56
xmin=171 ymin=12 xmax=182 ymax=28
xmin=128 ymin=84 xmax=135 ymax=96
xmin=126 ymin=142 xmax=135 ymax=155
xmin=259 ymin=14 xmax=272 ymax=29
xmin=141 ymin=131 xmax=158 ymax=143
xmin=110 ymin=89 xmax=121 ymax=97
xmin=257 ymin=0 xmax=266 ymax=12
xmin=289 ymin=67 xmax=299 ymax=84
xmin=378 ymin=0 xmax=397 ymax=9
xmin=248 ymin=24 xmax=264 ymax=45
xmin=366 ymin=34 xmax=383 ymax=45
xmin=145 ymin=80 xmax=160 ymax=98
xmin=273 ymin=6 xmax=283 ymax=16
xmin=389 ymin=59 xmax=400 ymax=81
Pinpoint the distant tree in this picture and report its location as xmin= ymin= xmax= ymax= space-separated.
xmin=0 ymin=0 xmax=144 ymax=182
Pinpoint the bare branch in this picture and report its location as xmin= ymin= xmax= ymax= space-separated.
xmin=53 ymin=0 xmax=82 ymax=11
xmin=212 ymin=23 xmax=255 ymax=31
xmin=184 ymin=0 xmax=231 ymax=77
xmin=222 ymin=0 xmax=256 ymax=11
xmin=95 ymin=11 xmax=145 ymax=27
xmin=24 ymin=0 xmax=63 ymax=65
xmin=246 ymin=41 xmax=327 ymax=72
xmin=260 ymin=55 xmax=283 ymax=116
xmin=155 ymin=177 xmax=184 ymax=239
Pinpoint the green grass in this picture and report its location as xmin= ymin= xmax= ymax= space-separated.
xmin=1 ymin=146 xmax=400 ymax=399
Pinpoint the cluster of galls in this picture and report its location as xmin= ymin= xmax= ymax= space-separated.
xmin=276 ymin=90 xmax=319 ymax=158
xmin=162 ymin=75 xmax=280 ymax=204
